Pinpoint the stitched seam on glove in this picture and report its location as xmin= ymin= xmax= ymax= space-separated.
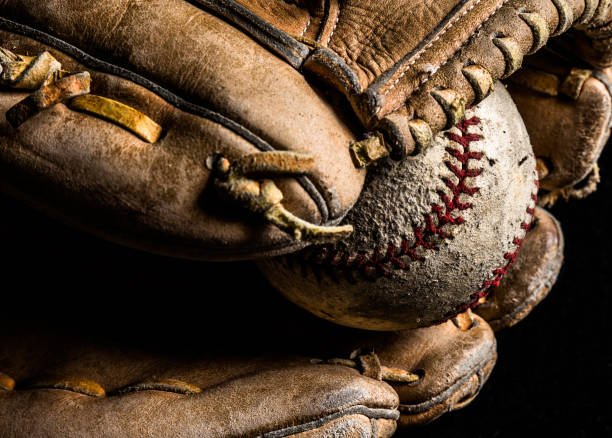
xmin=379 ymin=0 xmax=488 ymax=99
xmin=391 ymin=0 xmax=508 ymax=108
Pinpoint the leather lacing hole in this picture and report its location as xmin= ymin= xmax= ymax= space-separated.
xmin=410 ymin=369 xmax=426 ymax=384
xmin=155 ymin=128 xmax=168 ymax=142
xmin=536 ymin=156 xmax=554 ymax=180
xmin=406 ymin=140 xmax=425 ymax=158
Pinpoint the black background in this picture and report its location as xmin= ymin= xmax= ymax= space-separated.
xmin=1 ymin=144 xmax=610 ymax=437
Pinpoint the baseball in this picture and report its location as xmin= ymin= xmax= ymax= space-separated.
xmin=258 ymin=84 xmax=539 ymax=330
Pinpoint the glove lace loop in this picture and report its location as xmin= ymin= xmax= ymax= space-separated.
xmin=316 ymin=351 xmax=421 ymax=384
xmin=0 ymin=47 xmax=162 ymax=143
xmin=212 ymin=153 xmax=354 ymax=243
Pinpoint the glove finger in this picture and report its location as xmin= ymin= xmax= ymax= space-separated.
xmin=475 ymin=206 xmax=564 ymax=331
xmin=344 ymin=312 xmax=497 ymax=428
xmin=0 ymin=236 xmax=498 ymax=433
xmin=0 ymin=326 xmax=400 ymax=438
xmin=0 ymin=2 xmax=365 ymax=261
xmin=0 ymin=311 xmax=496 ymax=434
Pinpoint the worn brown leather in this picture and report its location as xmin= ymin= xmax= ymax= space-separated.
xmin=222 ymin=0 xmax=612 ymax=156
xmin=0 ymin=328 xmax=400 ymax=438
xmin=507 ymin=48 xmax=612 ymax=199
xmin=554 ymin=26 xmax=612 ymax=68
xmin=476 ymin=207 xmax=564 ymax=331
xmin=0 ymin=1 xmax=365 ymax=261
xmin=357 ymin=312 xmax=497 ymax=427
xmin=0 ymin=325 xmax=496 ymax=437
xmin=0 ymin=320 xmax=496 ymax=436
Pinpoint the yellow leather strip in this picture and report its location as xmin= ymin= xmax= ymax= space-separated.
xmin=0 ymin=372 xmax=15 ymax=391
xmin=69 ymin=94 xmax=162 ymax=143
xmin=25 ymin=376 xmax=106 ymax=397
xmin=119 ymin=379 xmax=202 ymax=395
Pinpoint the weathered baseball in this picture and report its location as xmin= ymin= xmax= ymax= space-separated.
xmin=258 ymin=84 xmax=539 ymax=331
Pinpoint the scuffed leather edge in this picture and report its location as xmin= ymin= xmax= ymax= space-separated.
xmin=593 ymin=68 xmax=612 ymax=95
xmin=485 ymin=211 xmax=565 ymax=331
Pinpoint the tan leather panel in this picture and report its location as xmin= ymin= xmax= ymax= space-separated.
xmin=397 ymin=354 xmax=496 ymax=427
xmin=291 ymin=414 xmax=388 ymax=437
xmin=235 ymin=0 xmax=608 ymax=156
xmin=234 ymin=0 xmax=314 ymax=38
xmin=371 ymin=315 xmax=496 ymax=406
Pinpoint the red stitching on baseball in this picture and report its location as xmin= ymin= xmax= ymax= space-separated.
xmin=315 ymin=116 xmax=483 ymax=280
xmin=445 ymin=175 xmax=539 ymax=320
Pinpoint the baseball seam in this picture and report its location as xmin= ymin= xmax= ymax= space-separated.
xmin=306 ymin=116 xmax=484 ymax=280
xmin=301 ymin=116 xmax=539 ymax=324
xmin=446 ymin=178 xmax=539 ymax=319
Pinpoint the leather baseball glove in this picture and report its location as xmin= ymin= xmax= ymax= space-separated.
xmin=1 ymin=0 xmax=609 ymax=261
xmin=0 ymin=256 xmax=497 ymax=437
xmin=0 ymin=1 xmax=608 ymax=436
